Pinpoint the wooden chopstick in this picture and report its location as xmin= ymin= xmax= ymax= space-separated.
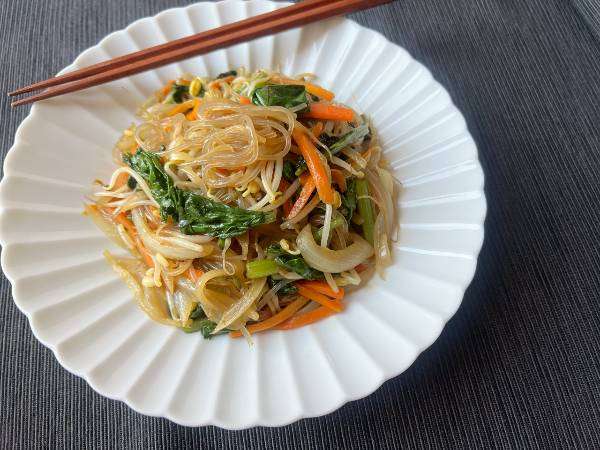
xmin=10 ymin=0 xmax=392 ymax=107
xmin=8 ymin=0 xmax=331 ymax=97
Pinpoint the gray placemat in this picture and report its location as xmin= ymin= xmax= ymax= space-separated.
xmin=2 ymin=0 xmax=600 ymax=448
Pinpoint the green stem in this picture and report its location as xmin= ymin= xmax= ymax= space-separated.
xmin=355 ymin=179 xmax=375 ymax=245
xmin=246 ymin=259 xmax=279 ymax=279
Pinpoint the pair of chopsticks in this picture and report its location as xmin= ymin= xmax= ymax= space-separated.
xmin=9 ymin=0 xmax=392 ymax=107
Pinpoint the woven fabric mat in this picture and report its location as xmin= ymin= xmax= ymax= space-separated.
xmin=1 ymin=0 xmax=600 ymax=448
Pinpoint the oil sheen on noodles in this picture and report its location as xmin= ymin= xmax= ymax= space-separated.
xmin=85 ymin=67 xmax=398 ymax=342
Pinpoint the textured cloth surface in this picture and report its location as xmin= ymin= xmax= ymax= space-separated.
xmin=2 ymin=0 xmax=600 ymax=448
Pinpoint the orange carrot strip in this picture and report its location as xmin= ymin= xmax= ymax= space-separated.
xmin=303 ymin=103 xmax=354 ymax=122
xmin=113 ymin=172 xmax=129 ymax=190
xmin=114 ymin=212 xmax=137 ymax=237
xmin=291 ymin=128 xmax=335 ymax=204
xmin=330 ymin=169 xmax=346 ymax=192
xmin=305 ymin=83 xmax=335 ymax=101
xmin=296 ymin=285 xmax=344 ymax=312
xmin=167 ymin=101 xmax=194 ymax=117
xmin=275 ymin=305 xmax=339 ymax=330
xmin=229 ymin=297 xmax=309 ymax=338
xmin=276 ymin=78 xmax=334 ymax=101
xmin=287 ymin=177 xmax=315 ymax=219
xmin=160 ymin=80 xmax=175 ymax=98
xmin=112 ymin=212 xmax=153 ymax=267
xmin=135 ymin=237 xmax=154 ymax=267
xmin=297 ymin=280 xmax=345 ymax=300
xmin=239 ymin=96 xmax=252 ymax=105
xmin=311 ymin=121 xmax=324 ymax=138
xmin=299 ymin=171 xmax=311 ymax=185
xmin=186 ymin=99 xmax=200 ymax=120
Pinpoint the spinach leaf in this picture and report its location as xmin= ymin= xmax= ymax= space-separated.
xmin=325 ymin=124 xmax=370 ymax=155
xmin=182 ymin=318 xmax=228 ymax=338
xmin=267 ymin=243 xmax=323 ymax=280
xmin=217 ymin=70 xmax=237 ymax=79
xmin=282 ymin=160 xmax=296 ymax=182
xmin=294 ymin=158 xmax=307 ymax=176
xmin=127 ymin=175 xmax=137 ymax=190
xmin=165 ymin=83 xmax=189 ymax=104
xmin=180 ymin=194 xmax=275 ymax=239
xmin=125 ymin=149 xmax=275 ymax=238
xmin=124 ymin=149 xmax=185 ymax=221
xmin=268 ymin=276 xmax=298 ymax=295
xmin=252 ymin=84 xmax=308 ymax=110
xmin=341 ymin=178 xmax=357 ymax=221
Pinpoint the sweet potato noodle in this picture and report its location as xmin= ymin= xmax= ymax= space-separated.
xmin=86 ymin=68 xmax=398 ymax=341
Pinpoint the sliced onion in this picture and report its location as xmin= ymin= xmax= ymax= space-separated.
xmin=213 ymin=277 xmax=266 ymax=332
xmin=321 ymin=203 xmax=332 ymax=247
xmin=84 ymin=204 xmax=127 ymax=250
xmin=131 ymin=208 xmax=211 ymax=260
xmin=104 ymin=251 xmax=176 ymax=326
xmin=296 ymin=224 xmax=373 ymax=273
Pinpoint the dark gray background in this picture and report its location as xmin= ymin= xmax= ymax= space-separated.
xmin=2 ymin=0 xmax=600 ymax=448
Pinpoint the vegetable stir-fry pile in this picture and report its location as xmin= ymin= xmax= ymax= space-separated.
xmin=86 ymin=68 xmax=397 ymax=341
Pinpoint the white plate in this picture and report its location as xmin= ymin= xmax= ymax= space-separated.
xmin=0 ymin=0 xmax=486 ymax=428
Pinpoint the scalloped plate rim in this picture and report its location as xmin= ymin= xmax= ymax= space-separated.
xmin=0 ymin=0 xmax=487 ymax=429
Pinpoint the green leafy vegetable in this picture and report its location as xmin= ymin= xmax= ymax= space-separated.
xmin=267 ymin=243 xmax=323 ymax=280
xmin=183 ymin=305 xmax=228 ymax=338
xmin=355 ymin=179 xmax=375 ymax=245
xmin=165 ymin=83 xmax=189 ymax=104
xmin=268 ymin=277 xmax=298 ymax=295
xmin=314 ymin=215 xmax=346 ymax=242
xmin=341 ymin=178 xmax=357 ymax=221
xmin=124 ymin=149 xmax=185 ymax=221
xmin=217 ymin=70 xmax=237 ymax=79
xmin=323 ymin=124 xmax=370 ymax=155
xmin=252 ymin=84 xmax=308 ymax=110
xmin=180 ymin=194 xmax=275 ymax=238
xmin=246 ymin=259 xmax=279 ymax=279
xmin=282 ymin=160 xmax=296 ymax=182
xmin=127 ymin=176 xmax=137 ymax=190
xmin=294 ymin=158 xmax=307 ymax=176
xmin=125 ymin=149 xmax=275 ymax=238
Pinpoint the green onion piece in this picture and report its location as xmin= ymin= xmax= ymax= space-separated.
xmin=246 ymin=259 xmax=279 ymax=279
xmin=355 ymin=179 xmax=375 ymax=245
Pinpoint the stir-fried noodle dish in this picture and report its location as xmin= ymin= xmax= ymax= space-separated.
xmin=86 ymin=68 xmax=397 ymax=340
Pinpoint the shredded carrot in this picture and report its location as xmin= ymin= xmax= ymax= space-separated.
xmin=187 ymin=266 xmax=204 ymax=284
xmin=167 ymin=100 xmax=195 ymax=117
xmin=239 ymin=96 xmax=252 ymax=105
xmin=185 ymin=99 xmax=201 ymax=120
xmin=114 ymin=212 xmax=137 ymax=237
xmin=276 ymin=77 xmax=334 ymax=101
xmin=113 ymin=172 xmax=129 ymax=190
xmin=160 ymin=80 xmax=175 ymax=98
xmin=229 ymin=296 xmax=309 ymax=338
xmin=305 ymin=83 xmax=335 ymax=101
xmin=127 ymin=142 xmax=138 ymax=154
xmin=297 ymin=280 xmax=345 ymax=300
xmin=330 ymin=169 xmax=346 ymax=192
xmin=296 ymin=285 xmax=344 ymax=312
xmin=311 ymin=121 xmax=324 ymax=138
xmin=303 ymin=103 xmax=355 ymax=122
xmin=287 ymin=176 xmax=315 ymax=219
xmin=299 ymin=172 xmax=311 ymax=185
xmin=275 ymin=305 xmax=339 ymax=330
xmin=209 ymin=75 xmax=235 ymax=89
xmin=291 ymin=128 xmax=335 ymax=204
xmin=135 ymin=237 xmax=154 ymax=267
xmin=111 ymin=211 xmax=153 ymax=267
